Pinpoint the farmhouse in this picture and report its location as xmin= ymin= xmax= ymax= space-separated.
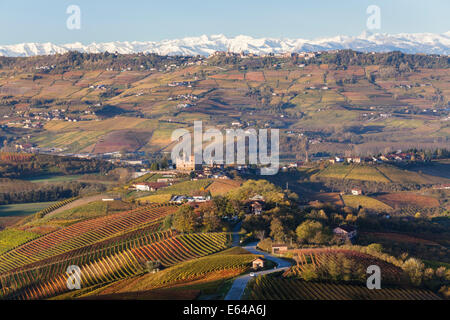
xmin=102 ymin=196 xmax=122 ymax=202
xmin=170 ymin=195 xmax=188 ymax=203
xmin=157 ymin=178 xmax=174 ymax=183
xmin=250 ymin=195 xmax=265 ymax=201
xmin=251 ymin=201 xmax=263 ymax=215
xmin=133 ymin=182 xmax=168 ymax=192
xmin=191 ymin=195 xmax=211 ymax=202
xmin=333 ymin=225 xmax=357 ymax=241
xmin=433 ymin=184 xmax=450 ymax=190
xmin=252 ymin=258 xmax=265 ymax=270
xmin=272 ymin=244 xmax=288 ymax=255
xmin=122 ymin=160 xmax=147 ymax=166
xmin=247 ymin=195 xmax=265 ymax=215
xmin=170 ymin=194 xmax=211 ymax=203
xmin=351 ymin=189 xmax=362 ymax=196
xmin=346 ymin=157 xmax=361 ymax=163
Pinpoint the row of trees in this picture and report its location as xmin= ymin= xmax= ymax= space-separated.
xmin=309 ymin=50 xmax=449 ymax=69
xmin=0 ymin=52 xmax=202 ymax=73
xmin=0 ymin=182 xmax=106 ymax=205
xmin=168 ymin=203 xmax=224 ymax=233
xmin=168 ymin=179 xmax=296 ymax=233
xmin=0 ymin=153 xmax=114 ymax=179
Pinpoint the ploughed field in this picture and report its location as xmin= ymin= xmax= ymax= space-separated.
xmin=0 ymin=203 xmax=230 ymax=300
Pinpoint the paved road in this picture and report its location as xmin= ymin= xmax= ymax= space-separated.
xmin=231 ymin=221 xmax=242 ymax=247
xmin=224 ymin=241 xmax=292 ymax=300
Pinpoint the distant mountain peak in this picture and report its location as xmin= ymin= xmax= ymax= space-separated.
xmin=1 ymin=32 xmax=449 ymax=57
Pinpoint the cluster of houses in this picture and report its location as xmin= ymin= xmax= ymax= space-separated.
xmin=329 ymin=151 xmax=424 ymax=164
xmin=35 ymin=65 xmax=55 ymax=71
xmin=101 ymin=56 xmax=205 ymax=73
xmin=307 ymin=86 xmax=329 ymax=91
xmin=168 ymin=81 xmax=193 ymax=87
xmin=167 ymin=94 xmax=198 ymax=102
xmin=89 ymin=84 xmax=109 ymax=91
xmin=169 ymin=195 xmax=211 ymax=203
xmin=13 ymin=144 xmax=66 ymax=154
xmin=433 ymin=184 xmax=450 ymax=190
xmin=209 ymin=50 xmax=318 ymax=60
xmin=329 ymin=156 xmax=362 ymax=164
xmin=2 ymin=108 xmax=96 ymax=131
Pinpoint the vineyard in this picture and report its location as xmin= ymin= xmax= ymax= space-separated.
xmin=0 ymin=204 xmax=178 ymax=273
xmin=86 ymin=247 xmax=257 ymax=297
xmin=146 ymin=247 xmax=256 ymax=284
xmin=0 ymin=229 xmax=230 ymax=299
xmin=289 ymin=248 xmax=403 ymax=283
xmin=247 ymin=276 xmax=441 ymax=300
xmin=0 ymin=152 xmax=34 ymax=163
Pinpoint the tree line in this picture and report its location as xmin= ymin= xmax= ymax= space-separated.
xmin=0 ymin=153 xmax=114 ymax=179
xmin=0 ymin=181 xmax=106 ymax=205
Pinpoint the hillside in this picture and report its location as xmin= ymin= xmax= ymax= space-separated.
xmin=0 ymin=50 xmax=448 ymax=157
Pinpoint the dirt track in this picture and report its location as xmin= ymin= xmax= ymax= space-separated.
xmin=44 ymin=194 xmax=107 ymax=218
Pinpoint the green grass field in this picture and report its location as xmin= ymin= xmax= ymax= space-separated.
xmin=342 ymin=195 xmax=393 ymax=211
xmin=137 ymin=194 xmax=173 ymax=203
xmin=315 ymin=165 xmax=351 ymax=179
xmin=346 ymin=166 xmax=390 ymax=183
xmin=23 ymin=174 xmax=84 ymax=184
xmin=39 ymin=201 xmax=109 ymax=222
xmin=0 ymin=228 xmax=40 ymax=254
xmin=0 ymin=202 xmax=57 ymax=217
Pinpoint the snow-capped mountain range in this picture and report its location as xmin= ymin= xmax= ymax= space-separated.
xmin=1 ymin=32 xmax=449 ymax=57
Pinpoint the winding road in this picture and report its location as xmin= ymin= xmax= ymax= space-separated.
xmin=224 ymin=223 xmax=293 ymax=300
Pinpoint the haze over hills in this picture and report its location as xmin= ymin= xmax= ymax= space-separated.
xmin=1 ymin=31 xmax=450 ymax=57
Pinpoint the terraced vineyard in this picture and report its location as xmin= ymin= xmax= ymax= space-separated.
xmin=85 ymin=247 xmax=257 ymax=297
xmin=1 ymin=229 xmax=175 ymax=288
xmin=0 ymin=232 xmax=230 ymax=300
xmin=247 ymin=276 xmax=441 ymax=300
xmin=0 ymin=203 xmax=177 ymax=274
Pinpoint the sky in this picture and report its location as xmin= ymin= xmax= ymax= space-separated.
xmin=0 ymin=0 xmax=449 ymax=45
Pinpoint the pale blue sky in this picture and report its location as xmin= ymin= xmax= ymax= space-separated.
xmin=0 ymin=0 xmax=449 ymax=44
